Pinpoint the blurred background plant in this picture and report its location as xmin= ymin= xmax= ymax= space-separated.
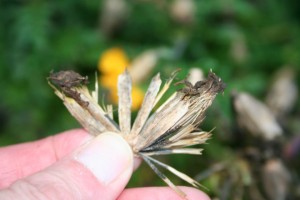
xmin=1 ymin=0 xmax=300 ymax=199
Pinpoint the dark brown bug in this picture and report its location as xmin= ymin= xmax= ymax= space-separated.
xmin=48 ymin=70 xmax=88 ymax=88
xmin=175 ymin=79 xmax=206 ymax=96
xmin=205 ymin=72 xmax=226 ymax=93
xmin=175 ymin=72 xmax=226 ymax=97
xmin=48 ymin=70 xmax=89 ymax=107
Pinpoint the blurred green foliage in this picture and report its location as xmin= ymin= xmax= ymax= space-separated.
xmin=1 ymin=0 xmax=300 ymax=198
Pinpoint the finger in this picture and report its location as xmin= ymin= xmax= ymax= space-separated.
xmin=0 ymin=129 xmax=92 ymax=189
xmin=0 ymin=132 xmax=134 ymax=200
xmin=118 ymin=187 xmax=210 ymax=200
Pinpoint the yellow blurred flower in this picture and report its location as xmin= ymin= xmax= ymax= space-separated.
xmin=100 ymin=74 xmax=118 ymax=88
xmin=98 ymin=47 xmax=129 ymax=75
xmin=110 ymin=85 xmax=144 ymax=111
xmin=98 ymin=47 xmax=144 ymax=110
xmin=131 ymin=86 xmax=144 ymax=110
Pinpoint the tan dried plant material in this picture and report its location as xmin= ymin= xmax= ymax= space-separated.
xmin=100 ymin=0 xmax=129 ymax=37
xmin=232 ymin=91 xmax=283 ymax=141
xmin=128 ymin=50 xmax=158 ymax=84
xmin=170 ymin=0 xmax=195 ymax=25
xmin=48 ymin=69 xmax=225 ymax=198
xmin=266 ymin=67 xmax=298 ymax=118
xmin=262 ymin=159 xmax=291 ymax=200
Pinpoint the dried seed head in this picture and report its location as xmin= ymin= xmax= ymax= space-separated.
xmin=48 ymin=69 xmax=225 ymax=198
xmin=262 ymin=159 xmax=291 ymax=200
xmin=170 ymin=0 xmax=195 ymax=25
xmin=100 ymin=0 xmax=129 ymax=37
xmin=232 ymin=91 xmax=282 ymax=141
xmin=266 ymin=67 xmax=298 ymax=118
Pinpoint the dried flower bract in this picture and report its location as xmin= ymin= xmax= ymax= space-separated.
xmin=48 ymin=69 xmax=225 ymax=198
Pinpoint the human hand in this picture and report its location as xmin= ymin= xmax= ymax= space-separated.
xmin=0 ymin=129 xmax=210 ymax=200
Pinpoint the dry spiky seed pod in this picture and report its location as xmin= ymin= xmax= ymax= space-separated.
xmin=48 ymin=69 xmax=225 ymax=198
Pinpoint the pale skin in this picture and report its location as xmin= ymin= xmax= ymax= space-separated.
xmin=0 ymin=129 xmax=210 ymax=200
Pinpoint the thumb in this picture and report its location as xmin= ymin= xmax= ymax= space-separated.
xmin=0 ymin=132 xmax=134 ymax=200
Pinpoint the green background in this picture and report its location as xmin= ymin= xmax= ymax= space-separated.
xmin=1 ymin=0 xmax=299 ymax=198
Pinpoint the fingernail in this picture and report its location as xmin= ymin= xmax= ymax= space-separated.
xmin=76 ymin=132 xmax=133 ymax=185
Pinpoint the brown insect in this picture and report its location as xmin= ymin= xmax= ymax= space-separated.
xmin=175 ymin=79 xmax=206 ymax=96
xmin=48 ymin=70 xmax=89 ymax=107
xmin=48 ymin=70 xmax=88 ymax=88
xmin=205 ymin=71 xmax=226 ymax=93
xmin=175 ymin=72 xmax=226 ymax=97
